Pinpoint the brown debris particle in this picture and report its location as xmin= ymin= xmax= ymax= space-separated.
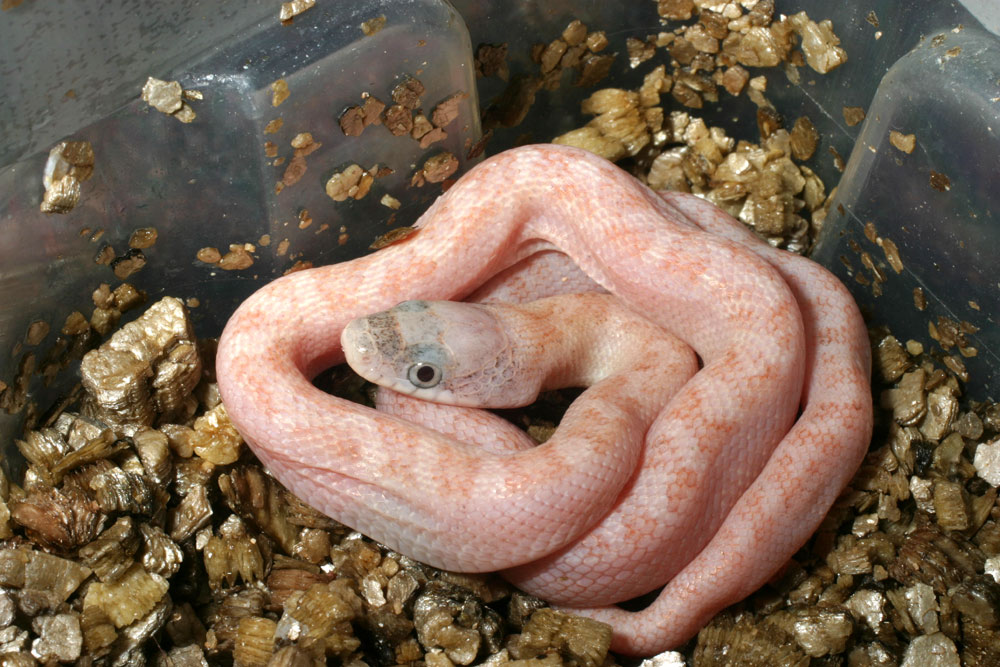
xmin=392 ymin=77 xmax=425 ymax=109
xmin=111 ymin=249 xmax=147 ymax=280
xmin=515 ymin=608 xmax=611 ymax=667
xmin=756 ymin=107 xmax=783 ymax=140
xmin=271 ymin=79 xmax=290 ymax=107
xmin=0 ymin=352 xmax=33 ymax=414
xmin=383 ymin=104 xmax=414 ymax=136
xmin=264 ymin=141 xmax=278 ymax=157
xmin=92 ymin=283 xmax=114 ymax=309
xmin=197 ymin=247 xmax=222 ymax=265
xmin=721 ymin=66 xmax=750 ymax=95
xmin=829 ymin=145 xmax=846 ymax=171
xmin=585 ymin=31 xmax=609 ymax=53
xmin=482 ymin=75 xmax=542 ymax=130
xmin=789 ymin=117 xmax=819 ymax=161
xmin=786 ymin=12 xmax=848 ymax=74
xmin=431 ymin=92 xmax=469 ymax=128
xmin=339 ymin=106 xmax=366 ymax=137
xmin=890 ymin=130 xmax=916 ymax=154
xmin=84 ymin=562 xmax=168 ymax=629
xmin=657 ymin=0 xmax=695 ymax=21
xmin=40 ymin=174 xmax=83 ymax=214
xmin=282 ymin=580 xmax=362 ymax=652
xmin=639 ymin=65 xmax=670 ymax=106
xmin=264 ymin=117 xmax=283 ymax=134
xmin=419 ymin=127 xmax=448 ymax=148
xmin=843 ymin=106 xmax=866 ymax=126
xmin=575 ymin=53 xmax=615 ymax=88
xmin=362 ymin=96 xmax=386 ymax=126
xmin=141 ymin=77 xmax=199 ymax=122
xmin=233 ymin=616 xmax=277 ymax=665
xmin=859 ymin=250 xmax=885 ymax=290
xmin=81 ymin=296 xmax=200 ymax=429
xmin=113 ymin=283 xmax=145 ymax=312
xmin=297 ymin=209 xmax=313 ymax=230
xmin=411 ymin=114 xmax=434 ymax=140
xmin=43 ymin=140 xmax=94 ymax=188
xmin=288 ymin=134 xmax=313 ymax=153
xmin=724 ymin=26 xmax=786 ymax=69
xmin=128 ymin=227 xmax=158 ymax=250
xmin=61 ymin=311 xmax=90 ymax=336
xmin=694 ymin=613 xmax=809 ymax=665
xmin=361 ymin=15 xmax=386 ymax=36
xmin=285 ymin=134 xmax=317 ymax=157
xmin=876 ymin=336 xmax=912 ymax=383
xmin=281 ymin=156 xmax=308 ymax=187
xmin=913 ymin=287 xmax=927 ymax=311
xmin=626 ymin=36 xmax=657 ymax=69
xmin=539 ymin=39 xmax=569 ymax=74
xmin=279 ymin=0 xmax=314 ymax=24
xmin=929 ymin=171 xmax=951 ymax=192
xmin=928 ymin=316 xmax=979 ymax=356
xmin=11 ymin=486 xmax=103 ymax=551
xmin=411 ymin=152 xmax=459 ymax=187
xmin=325 ymin=164 xmax=374 ymax=202
xmin=669 ymin=37 xmax=698 ymax=66
xmin=141 ymin=78 xmax=183 ymax=114
xmin=863 ymin=221 xmax=878 ymax=244
xmin=370 ymin=227 xmax=418 ymax=250
xmin=284 ymin=260 xmax=313 ymax=275
xmin=191 ymin=404 xmax=243 ymax=465
xmin=466 ymin=130 xmax=493 ymax=160
xmin=25 ymin=321 xmax=50 ymax=346
xmin=475 ymin=43 xmax=510 ymax=81
xmin=40 ymin=140 xmax=95 ymax=214
xmin=684 ymin=24 xmax=720 ymax=54
xmin=218 ymin=245 xmax=255 ymax=271
xmin=942 ymin=355 xmax=969 ymax=382
xmin=556 ymin=88 xmax=651 ymax=160
xmin=94 ymin=244 xmax=115 ymax=266
xmin=881 ymin=238 xmax=904 ymax=273
xmin=670 ymin=82 xmax=705 ymax=109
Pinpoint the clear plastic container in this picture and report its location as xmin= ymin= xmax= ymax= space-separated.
xmin=0 ymin=0 xmax=479 ymax=449
xmin=812 ymin=24 xmax=1000 ymax=398
xmin=1 ymin=0 xmax=998 ymax=452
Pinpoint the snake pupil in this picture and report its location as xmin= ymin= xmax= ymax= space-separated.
xmin=408 ymin=362 xmax=441 ymax=388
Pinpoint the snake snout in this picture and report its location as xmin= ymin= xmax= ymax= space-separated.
xmin=341 ymin=318 xmax=380 ymax=376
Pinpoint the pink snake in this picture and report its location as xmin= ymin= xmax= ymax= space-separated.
xmin=216 ymin=144 xmax=872 ymax=655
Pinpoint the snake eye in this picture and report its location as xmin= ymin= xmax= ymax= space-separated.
xmin=407 ymin=362 xmax=442 ymax=389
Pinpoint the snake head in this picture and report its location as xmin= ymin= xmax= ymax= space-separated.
xmin=341 ymin=300 xmax=529 ymax=408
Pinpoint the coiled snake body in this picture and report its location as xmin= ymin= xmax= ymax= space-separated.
xmin=216 ymin=145 xmax=872 ymax=655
